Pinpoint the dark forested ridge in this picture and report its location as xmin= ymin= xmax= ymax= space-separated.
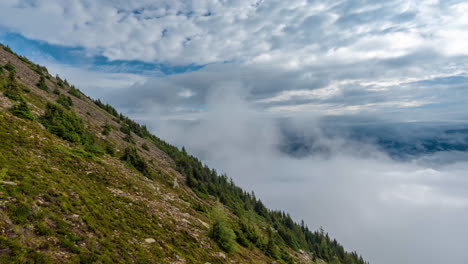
xmin=0 ymin=43 xmax=367 ymax=264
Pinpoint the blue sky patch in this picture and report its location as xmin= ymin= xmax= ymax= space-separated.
xmin=0 ymin=31 xmax=205 ymax=76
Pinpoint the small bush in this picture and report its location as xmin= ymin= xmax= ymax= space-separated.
xmin=40 ymin=103 xmax=94 ymax=144
xmin=84 ymin=144 xmax=105 ymax=155
xmin=4 ymin=72 xmax=21 ymax=101
xmin=68 ymin=86 xmax=81 ymax=98
xmin=121 ymin=146 xmax=149 ymax=175
xmin=35 ymin=222 xmax=53 ymax=236
xmin=56 ymin=94 xmax=73 ymax=109
xmin=191 ymin=202 xmax=207 ymax=213
xmin=59 ymin=237 xmax=80 ymax=253
xmin=120 ymin=123 xmax=131 ymax=134
xmin=4 ymin=62 xmax=15 ymax=72
xmin=142 ymin=143 xmax=150 ymax=151
xmin=123 ymin=132 xmax=135 ymax=144
xmin=7 ymin=203 xmax=30 ymax=224
xmin=10 ymin=101 xmax=34 ymax=121
xmin=36 ymin=76 xmax=49 ymax=92
xmin=102 ymin=124 xmax=112 ymax=136
xmin=104 ymin=142 xmax=116 ymax=156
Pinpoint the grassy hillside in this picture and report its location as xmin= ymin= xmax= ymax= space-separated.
xmin=0 ymin=43 xmax=366 ymax=264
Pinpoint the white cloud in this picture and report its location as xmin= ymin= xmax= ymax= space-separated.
xmin=1 ymin=0 xmax=467 ymax=66
xmin=43 ymin=62 xmax=147 ymax=100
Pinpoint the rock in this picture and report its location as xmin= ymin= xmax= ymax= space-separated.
xmin=198 ymin=219 xmax=209 ymax=228
xmin=218 ymin=252 xmax=226 ymax=259
xmin=173 ymin=177 xmax=179 ymax=188
xmin=0 ymin=181 xmax=17 ymax=186
xmin=144 ymin=238 xmax=156 ymax=244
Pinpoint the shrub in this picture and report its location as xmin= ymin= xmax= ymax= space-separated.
xmin=10 ymin=101 xmax=34 ymax=121
xmin=4 ymin=62 xmax=15 ymax=73
xmin=35 ymin=222 xmax=53 ymax=236
xmin=84 ymin=144 xmax=105 ymax=155
xmin=56 ymin=94 xmax=73 ymax=109
xmin=4 ymin=72 xmax=21 ymax=101
xmin=102 ymin=124 xmax=112 ymax=136
xmin=209 ymin=203 xmax=237 ymax=252
xmin=7 ymin=202 xmax=30 ymax=224
xmin=68 ymin=86 xmax=81 ymax=98
xmin=120 ymin=123 xmax=131 ymax=134
xmin=36 ymin=76 xmax=49 ymax=92
xmin=123 ymin=132 xmax=135 ymax=144
xmin=104 ymin=142 xmax=116 ymax=156
xmin=142 ymin=143 xmax=150 ymax=151
xmin=40 ymin=103 xmax=93 ymax=144
xmin=121 ymin=146 xmax=149 ymax=175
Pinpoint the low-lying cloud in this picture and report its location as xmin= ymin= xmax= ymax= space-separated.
xmin=138 ymin=86 xmax=468 ymax=264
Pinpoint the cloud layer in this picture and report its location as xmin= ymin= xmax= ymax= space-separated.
xmin=1 ymin=0 xmax=468 ymax=65
xmin=2 ymin=0 xmax=467 ymax=122
xmin=144 ymin=88 xmax=468 ymax=264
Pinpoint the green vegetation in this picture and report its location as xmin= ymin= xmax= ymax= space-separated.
xmin=6 ymin=202 xmax=30 ymax=224
xmin=2 ymin=44 xmax=13 ymax=53
xmin=266 ymin=227 xmax=279 ymax=259
xmin=94 ymin=99 xmax=119 ymax=117
xmin=68 ymin=86 xmax=81 ymax=98
xmin=10 ymin=101 xmax=34 ymax=121
xmin=4 ymin=62 xmax=15 ymax=73
xmin=55 ymin=75 xmax=64 ymax=88
xmin=142 ymin=143 xmax=150 ymax=151
xmin=40 ymin=103 xmax=92 ymax=145
xmin=56 ymin=94 xmax=73 ymax=109
xmin=121 ymin=146 xmax=150 ymax=176
xmin=102 ymin=123 xmax=112 ymax=136
xmin=2 ymin=71 xmax=21 ymax=101
xmin=104 ymin=141 xmax=116 ymax=156
xmin=209 ymin=203 xmax=237 ymax=252
xmin=37 ymin=76 xmax=49 ymax=92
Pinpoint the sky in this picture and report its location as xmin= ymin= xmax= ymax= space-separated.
xmin=1 ymin=1 xmax=468 ymax=263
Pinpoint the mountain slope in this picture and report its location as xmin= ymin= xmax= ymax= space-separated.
xmin=0 ymin=44 xmax=366 ymax=264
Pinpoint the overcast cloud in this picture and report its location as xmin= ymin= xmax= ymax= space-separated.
xmin=1 ymin=1 xmax=468 ymax=263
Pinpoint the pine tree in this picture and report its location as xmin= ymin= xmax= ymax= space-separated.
xmin=209 ymin=203 xmax=237 ymax=252
xmin=266 ymin=227 xmax=279 ymax=259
